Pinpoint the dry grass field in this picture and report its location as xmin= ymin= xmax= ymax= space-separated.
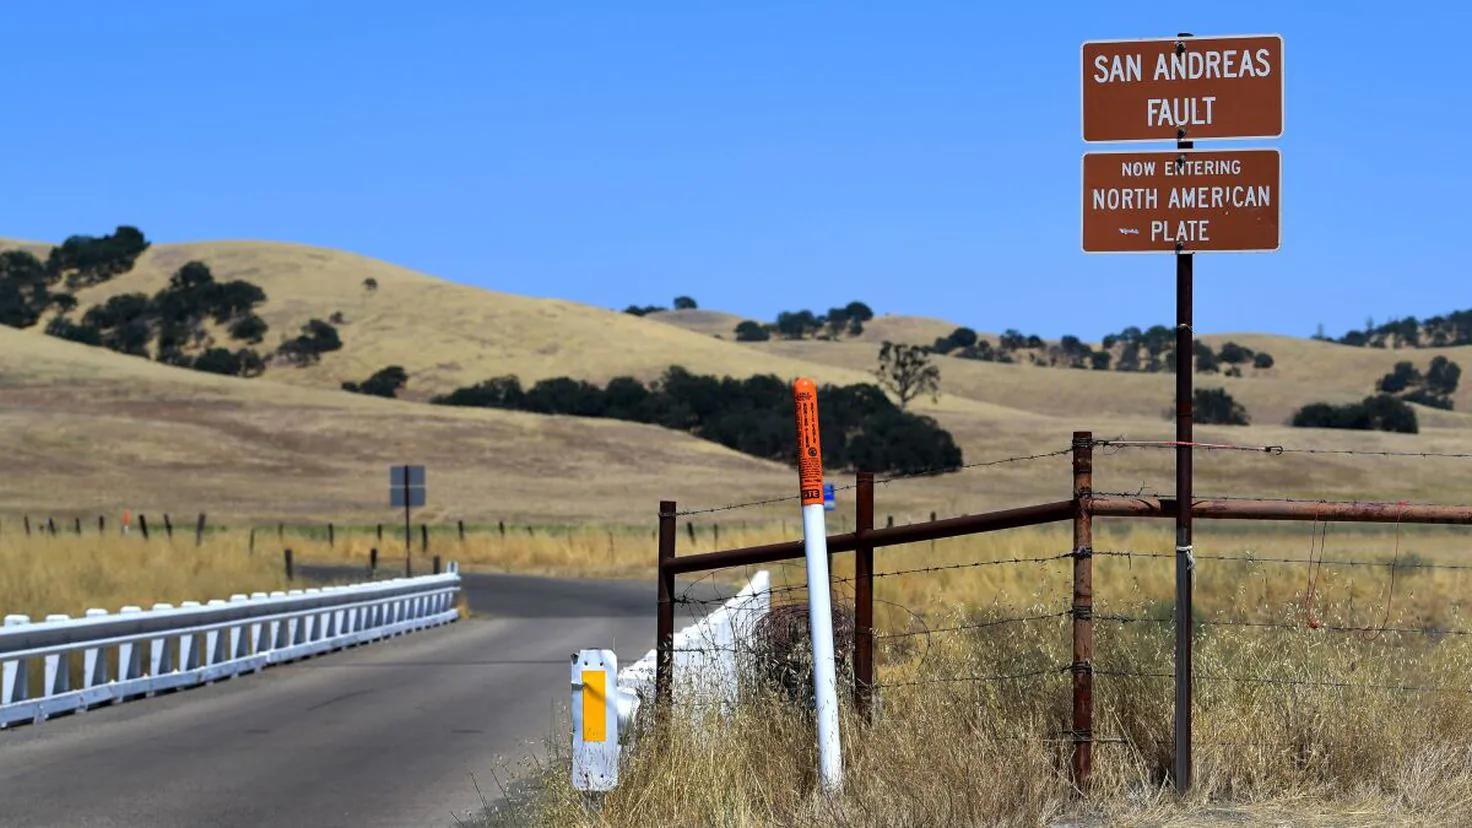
xmin=0 ymin=532 xmax=293 ymax=620
xmin=492 ymin=520 xmax=1472 ymax=826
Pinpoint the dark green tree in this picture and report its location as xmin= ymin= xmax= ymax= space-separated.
xmin=1194 ymin=387 xmax=1250 ymax=425
xmin=47 ymin=226 xmax=150 ymax=288
xmin=734 ymin=320 xmax=771 ymax=342
xmin=342 ymin=365 xmax=409 ymax=398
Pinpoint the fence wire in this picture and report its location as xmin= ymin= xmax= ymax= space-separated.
xmin=672 ymin=445 xmax=1073 ymax=517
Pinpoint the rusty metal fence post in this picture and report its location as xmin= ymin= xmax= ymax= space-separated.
xmin=854 ymin=471 xmax=875 ymax=721
xmin=656 ymin=500 xmax=677 ymax=712
xmin=1070 ymin=431 xmax=1095 ymax=792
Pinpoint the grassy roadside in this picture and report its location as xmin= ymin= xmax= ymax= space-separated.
xmin=475 ymin=521 xmax=1472 ymax=826
xmin=0 ymin=532 xmax=293 ymax=619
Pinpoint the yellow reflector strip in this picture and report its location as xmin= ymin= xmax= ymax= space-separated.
xmin=582 ymin=669 xmax=606 ymax=743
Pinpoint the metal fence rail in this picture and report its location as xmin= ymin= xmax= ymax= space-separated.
xmin=651 ymin=430 xmax=1472 ymax=793
xmin=1 ymin=566 xmax=462 ymax=728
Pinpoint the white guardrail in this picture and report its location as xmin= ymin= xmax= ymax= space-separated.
xmin=1 ymin=566 xmax=462 ymax=728
xmin=618 ymin=569 xmax=770 ymax=711
xmin=572 ymin=571 xmax=771 ymax=791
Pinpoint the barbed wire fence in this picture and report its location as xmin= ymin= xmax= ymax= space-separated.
xmin=652 ymin=431 xmax=1472 ymax=790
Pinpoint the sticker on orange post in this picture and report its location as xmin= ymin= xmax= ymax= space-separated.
xmin=793 ymin=378 xmax=824 ymax=505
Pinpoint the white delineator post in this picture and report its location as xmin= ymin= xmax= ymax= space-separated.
xmin=792 ymin=377 xmax=843 ymax=793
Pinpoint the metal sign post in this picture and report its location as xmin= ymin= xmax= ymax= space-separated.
xmin=792 ymin=378 xmax=842 ymax=793
xmin=1082 ymin=31 xmax=1284 ymax=795
xmin=1172 ymin=123 xmax=1195 ymax=794
xmin=389 ymin=465 xmax=426 ymax=575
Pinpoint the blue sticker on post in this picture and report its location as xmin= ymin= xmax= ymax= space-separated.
xmin=823 ymin=483 xmax=836 ymax=511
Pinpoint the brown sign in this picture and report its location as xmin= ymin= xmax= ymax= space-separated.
xmin=1082 ymin=149 xmax=1280 ymax=253
xmin=1082 ymin=35 xmax=1283 ymax=142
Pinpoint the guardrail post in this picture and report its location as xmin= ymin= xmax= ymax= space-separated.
xmin=1071 ymin=431 xmax=1095 ymax=793
xmin=83 ymin=609 xmax=109 ymax=687
xmin=854 ymin=471 xmax=875 ymax=722
xmin=656 ymin=500 xmax=676 ymax=712
xmin=2 ymin=615 xmax=30 ymax=705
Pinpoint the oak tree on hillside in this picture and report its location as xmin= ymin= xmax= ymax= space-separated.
xmin=874 ymin=341 xmax=940 ymax=410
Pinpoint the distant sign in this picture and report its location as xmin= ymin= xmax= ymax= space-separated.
xmin=389 ymin=465 xmax=426 ymax=508
xmin=390 ymin=487 xmax=426 ymax=508
xmin=1082 ymin=149 xmax=1280 ymax=253
xmin=1082 ymin=35 xmax=1283 ymax=142
xmin=390 ymin=465 xmax=425 ymax=487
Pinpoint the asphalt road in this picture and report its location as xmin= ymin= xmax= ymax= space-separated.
xmin=0 ymin=570 xmax=660 ymax=827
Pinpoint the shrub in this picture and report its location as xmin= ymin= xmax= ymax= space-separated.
xmin=342 ymin=365 xmax=408 ymax=398
xmin=275 ymin=319 xmax=342 ymax=366
xmin=0 ymin=250 xmax=57 ymax=328
xmin=1217 ymin=341 xmax=1255 ymax=365
xmin=229 ymin=314 xmax=269 ymax=344
xmin=775 ymin=310 xmax=820 ymax=340
xmin=1377 ymin=361 xmax=1421 ymax=394
xmin=1253 ymin=352 xmax=1275 ymax=369
xmin=431 ymin=375 xmax=525 ymax=408
xmin=1194 ymin=340 xmax=1220 ymax=373
xmin=44 ymin=317 xmax=103 ymax=346
xmin=1427 ymin=355 xmax=1461 ymax=395
xmin=1194 ymin=387 xmax=1250 ymax=425
xmin=429 ymin=367 xmax=963 ymax=474
xmin=189 ymin=348 xmax=266 ymax=377
xmin=734 ymin=320 xmax=771 ymax=342
xmin=622 ymin=304 xmax=664 ymax=316
xmin=1291 ymin=394 xmax=1418 ymax=434
xmin=673 ymin=296 xmax=698 ymax=310
xmin=46 ymin=225 xmax=150 ymax=288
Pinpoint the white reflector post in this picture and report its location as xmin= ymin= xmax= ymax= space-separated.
xmin=792 ymin=378 xmax=843 ymax=793
xmin=571 ymin=648 xmax=619 ymax=791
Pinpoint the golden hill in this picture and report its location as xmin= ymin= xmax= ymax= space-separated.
xmin=6 ymin=236 xmax=1472 ymax=525
xmin=0 ymin=324 xmax=815 ymax=523
xmin=33 ymin=239 xmax=878 ymax=399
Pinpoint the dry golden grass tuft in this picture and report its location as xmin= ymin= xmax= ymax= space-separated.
xmin=0 ymin=532 xmax=292 ymax=619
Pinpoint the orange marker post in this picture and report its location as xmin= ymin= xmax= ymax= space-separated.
xmin=792 ymin=378 xmax=843 ymax=792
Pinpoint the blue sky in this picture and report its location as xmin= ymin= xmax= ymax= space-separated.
xmin=3 ymin=2 xmax=1466 ymax=340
